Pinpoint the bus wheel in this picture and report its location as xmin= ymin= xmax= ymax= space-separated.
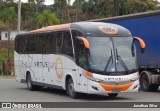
xmin=140 ymin=71 xmax=152 ymax=91
xmin=67 ymin=78 xmax=78 ymax=99
xmin=26 ymin=74 xmax=37 ymax=91
xmin=140 ymin=72 xmax=150 ymax=91
xmin=140 ymin=71 xmax=159 ymax=92
xmin=108 ymin=93 xmax=118 ymax=97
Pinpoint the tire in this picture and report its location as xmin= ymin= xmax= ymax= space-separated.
xmin=67 ymin=78 xmax=79 ymax=99
xmin=140 ymin=72 xmax=151 ymax=91
xmin=26 ymin=74 xmax=38 ymax=91
xmin=140 ymin=71 xmax=159 ymax=92
xmin=108 ymin=93 xmax=118 ymax=97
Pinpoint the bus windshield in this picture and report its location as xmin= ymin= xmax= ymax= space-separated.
xmin=87 ymin=36 xmax=138 ymax=75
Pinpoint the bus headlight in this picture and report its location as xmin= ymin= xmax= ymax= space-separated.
xmin=85 ymin=75 xmax=103 ymax=82
xmin=133 ymin=84 xmax=138 ymax=89
xmin=130 ymin=77 xmax=139 ymax=81
xmin=82 ymin=71 xmax=103 ymax=82
xmin=91 ymin=77 xmax=103 ymax=82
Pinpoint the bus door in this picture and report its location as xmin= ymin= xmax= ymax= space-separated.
xmin=78 ymin=41 xmax=88 ymax=93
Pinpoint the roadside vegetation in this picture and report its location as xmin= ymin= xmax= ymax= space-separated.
xmin=0 ymin=41 xmax=14 ymax=75
xmin=0 ymin=0 xmax=159 ymax=30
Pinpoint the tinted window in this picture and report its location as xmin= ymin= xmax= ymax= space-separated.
xmin=71 ymin=30 xmax=83 ymax=63
xmin=78 ymin=42 xmax=87 ymax=69
xmin=24 ymin=34 xmax=38 ymax=53
xmin=61 ymin=31 xmax=73 ymax=57
xmin=15 ymin=30 xmax=74 ymax=56
xmin=15 ymin=35 xmax=26 ymax=53
xmin=56 ymin=32 xmax=63 ymax=53
xmin=37 ymin=34 xmax=45 ymax=53
xmin=45 ymin=33 xmax=57 ymax=54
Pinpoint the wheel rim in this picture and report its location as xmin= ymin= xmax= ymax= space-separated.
xmin=68 ymin=81 xmax=74 ymax=96
xmin=142 ymin=74 xmax=149 ymax=89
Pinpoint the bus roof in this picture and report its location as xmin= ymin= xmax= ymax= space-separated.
xmin=29 ymin=22 xmax=131 ymax=37
xmin=30 ymin=24 xmax=70 ymax=33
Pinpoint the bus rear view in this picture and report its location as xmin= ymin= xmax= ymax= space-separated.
xmin=14 ymin=22 xmax=145 ymax=98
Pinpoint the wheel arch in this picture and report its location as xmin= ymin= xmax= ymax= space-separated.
xmin=65 ymin=74 xmax=74 ymax=90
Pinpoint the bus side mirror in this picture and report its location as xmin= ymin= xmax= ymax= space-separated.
xmin=77 ymin=37 xmax=90 ymax=49
xmin=134 ymin=37 xmax=146 ymax=53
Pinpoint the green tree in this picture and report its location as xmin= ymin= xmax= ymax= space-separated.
xmin=113 ymin=0 xmax=120 ymax=16
xmin=81 ymin=0 xmax=158 ymax=20
xmin=27 ymin=0 xmax=45 ymax=13
xmin=54 ymin=0 xmax=67 ymax=11
xmin=119 ymin=0 xmax=157 ymax=15
xmin=5 ymin=0 xmax=14 ymax=3
xmin=81 ymin=0 xmax=97 ymax=19
xmin=95 ymin=0 xmax=114 ymax=17
xmin=0 ymin=6 xmax=17 ymax=64
xmin=35 ymin=0 xmax=45 ymax=13
xmin=0 ymin=0 xmax=5 ymax=9
xmin=36 ymin=9 xmax=60 ymax=28
xmin=0 ymin=21 xmax=6 ymax=29
xmin=28 ymin=0 xmax=35 ymax=3
xmin=21 ymin=3 xmax=37 ymax=30
xmin=72 ymin=0 xmax=85 ymax=9
xmin=54 ymin=0 xmax=73 ymax=22
xmin=0 ymin=6 xmax=17 ymax=31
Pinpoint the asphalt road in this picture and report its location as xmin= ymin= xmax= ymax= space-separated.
xmin=0 ymin=79 xmax=160 ymax=111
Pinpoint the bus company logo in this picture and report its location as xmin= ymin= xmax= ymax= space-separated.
xmin=55 ymin=57 xmax=63 ymax=79
xmin=98 ymin=26 xmax=118 ymax=35
xmin=115 ymin=81 xmax=119 ymax=85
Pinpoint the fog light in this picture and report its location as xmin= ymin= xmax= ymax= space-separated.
xmin=91 ymin=86 xmax=99 ymax=91
xmin=133 ymin=84 xmax=138 ymax=89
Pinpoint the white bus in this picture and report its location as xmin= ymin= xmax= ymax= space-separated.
xmin=14 ymin=22 xmax=145 ymax=98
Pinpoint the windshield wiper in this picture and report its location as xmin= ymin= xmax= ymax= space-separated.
xmin=115 ymin=48 xmax=128 ymax=71
xmin=103 ymin=49 xmax=113 ymax=74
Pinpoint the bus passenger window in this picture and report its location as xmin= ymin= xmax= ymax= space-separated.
xmin=15 ymin=36 xmax=26 ymax=53
xmin=61 ymin=31 xmax=73 ymax=57
xmin=52 ymin=34 xmax=57 ymax=53
xmin=45 ymin=33 xmax=56 ymax=54
xmin=56 ymin=32 xmax=63 ymax=53
xmin=37 ymin=35 xmax=45 ymax=53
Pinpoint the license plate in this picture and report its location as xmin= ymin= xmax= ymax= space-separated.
xmin=112 ymin=89 xmax=120 ymax=93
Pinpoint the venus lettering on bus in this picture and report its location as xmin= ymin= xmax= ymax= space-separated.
xmin=34 ymin=62 xmax=55 ymax=68
xmin=104 ymin=77 xmax=128 ymax=81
